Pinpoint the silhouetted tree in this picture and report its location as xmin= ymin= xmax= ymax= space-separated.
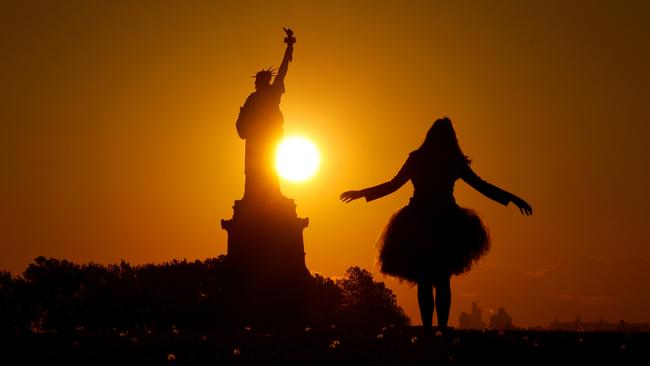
xmin=336 ymin=267 xmax=409 ymax=327
xmin=304 ymin=273 xmax=342 ymax=326
xmin=0 ymin=270 xmax=21 ymax=334
xmin=1 ymin=257 xmax=409 ymax=333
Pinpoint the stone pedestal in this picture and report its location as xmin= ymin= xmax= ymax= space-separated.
xmin=221 ymin=195 xmax=309 ymax=325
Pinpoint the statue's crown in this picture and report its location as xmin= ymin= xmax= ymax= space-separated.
xmin=253 ymin=67 xmax=277 ymax=81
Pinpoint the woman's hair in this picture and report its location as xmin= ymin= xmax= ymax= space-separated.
xmin=418 ymin=117 xmax=471 ymax=165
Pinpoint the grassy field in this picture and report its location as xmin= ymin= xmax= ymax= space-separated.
xmin=4 ymin=326 xmax=648 ymax=365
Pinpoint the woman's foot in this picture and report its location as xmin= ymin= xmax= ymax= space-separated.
xmin=433 ymin=325 xmax=454 ymax=336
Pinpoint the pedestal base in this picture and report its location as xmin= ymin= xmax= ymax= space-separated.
xmin=221 ymin=195 xmax=309 ymax=325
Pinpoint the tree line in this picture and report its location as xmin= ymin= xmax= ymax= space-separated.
xmin=0 ymin=256 xmax=408 ymax=334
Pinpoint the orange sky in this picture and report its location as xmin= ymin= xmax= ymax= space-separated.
xmin=1 ymin=1 xmax=649 ymax=326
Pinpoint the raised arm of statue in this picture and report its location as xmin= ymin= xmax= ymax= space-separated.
xmin=273 ymin=28 xmax=295 ymax=87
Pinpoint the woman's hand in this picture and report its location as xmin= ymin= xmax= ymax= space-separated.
xmin=340 ymin=190 xmax=365 ymax=203
xmin=511 ymin=196 xmax=533 ymax=216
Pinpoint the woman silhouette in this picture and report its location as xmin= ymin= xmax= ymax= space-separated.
xmin=340 ymin=117 xmax=532 ymax=332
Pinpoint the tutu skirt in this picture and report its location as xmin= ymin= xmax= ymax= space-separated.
xmin=377 ymin=200 xmax=490 ymax=283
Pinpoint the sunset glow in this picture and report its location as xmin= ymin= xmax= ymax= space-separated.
xmin=1 ymin=1 xmax=649 ymax=329
xmin=275 ymin=136 xmax=320 ymax=182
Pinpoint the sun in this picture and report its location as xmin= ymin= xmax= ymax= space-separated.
xmin=275 ymin=136 xmax=320 ymax=182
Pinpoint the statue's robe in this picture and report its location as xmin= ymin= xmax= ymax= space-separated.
xmin=236 ymin=82 xmax=285 ymax=198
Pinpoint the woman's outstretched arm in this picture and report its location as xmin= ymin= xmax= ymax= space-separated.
xmin=340 ymin=156 xmax=411 ymax=203
xmin=461 ymin=164 xmax=533 ymax=215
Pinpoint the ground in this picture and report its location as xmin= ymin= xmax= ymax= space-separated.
xmin=4 ymin=326 xmax=648 ymax=365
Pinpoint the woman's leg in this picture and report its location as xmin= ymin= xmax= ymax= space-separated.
xmin=434 ymin=276 xmax=451 ymax=330
xmin=417 ymin=280 xmax=434 ymax=331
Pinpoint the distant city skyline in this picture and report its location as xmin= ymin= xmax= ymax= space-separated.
xmin=459 ymin=301 xmax=650 ymax=332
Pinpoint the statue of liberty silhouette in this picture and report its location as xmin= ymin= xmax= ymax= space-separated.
xmin=236 ymin=28 xmax=295 ymax=200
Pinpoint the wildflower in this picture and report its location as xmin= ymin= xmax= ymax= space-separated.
xmin=329 ymin=340 xmax=341 ymax=349
xmin=376 ymin=333 xmax=384 ymax=339
xmin=167 ymin=353 xmax=176 ymax=361
xmin=410 ymin=336 xmax=418 ymax=344
xmin=330 ymin=324 xmax=336 ymax=329
xmin=233 ymin=348 xmax=241 ymax=356
xmin=304 ymin=327 xmax=311 ymax=333
xmin=244 ymin=326 xmax=252 ymax=331
xmin=119 ymin=331 xmax=128 ymax=337
xmin=381 ymin=326 xmax=388 ymax=332
xmin=435 ymin=331 xmax=443 ymax=337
